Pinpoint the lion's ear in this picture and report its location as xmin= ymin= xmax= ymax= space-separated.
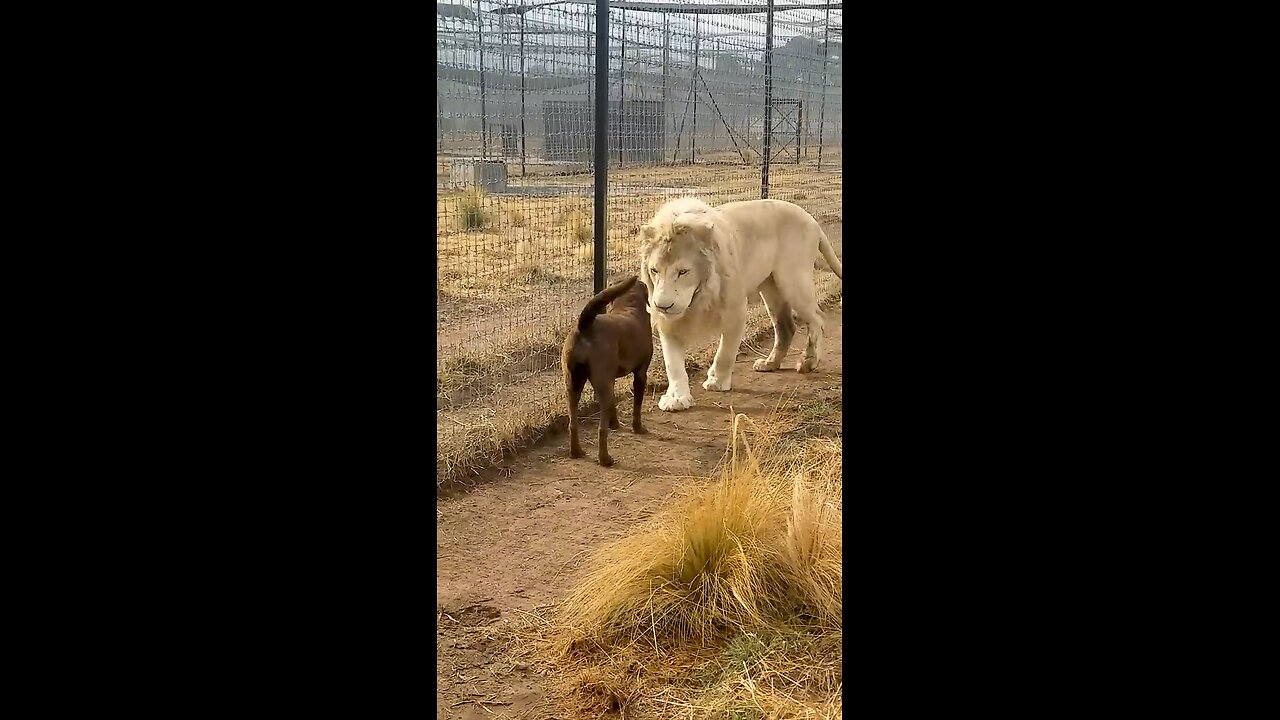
xmin=672 ymin=213 xmax=714 ymax=237
xmin=639 ymin=224 xmax=658 ymax=240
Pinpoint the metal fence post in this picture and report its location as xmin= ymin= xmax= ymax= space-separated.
xmin=761 ymin=0 xmax=774 ymax=198
xmin=619 ymin=9 xmax=625 ymax=167
xmin=817 ymin=3 xmax=831 ymax=172
xmin=796 ymin=101 xmax=802 ymax=164
xmin=692 ymin=14 xmax=699 ymax=164
xmin=476 ymin=0 xmax=488 ymax=159
xmin=662 ymin=13 xmax=669 ymax=158
xmin=520 ymin=9 xmax=527 ymax=177
xmin=593 ymin=0 xmax=609 ymax=292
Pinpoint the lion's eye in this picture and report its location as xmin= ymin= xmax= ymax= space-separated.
xmin=650 ymin=267 xmax=658 ymax=274
xmin=678 ymin=269 xmax=689 ymax=276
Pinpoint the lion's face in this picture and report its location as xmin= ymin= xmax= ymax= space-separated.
xmin=637 ymin=210 xmax=719 ymax=319
xmin=643 ymin=242 xmax=705 ymax=318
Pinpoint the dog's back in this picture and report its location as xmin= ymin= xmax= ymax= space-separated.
xmin=563 ymin=276 xmax=649 ymax=367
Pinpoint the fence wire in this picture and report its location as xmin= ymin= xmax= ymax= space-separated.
xmin=437 ymin=0 xmax=843 ymax=482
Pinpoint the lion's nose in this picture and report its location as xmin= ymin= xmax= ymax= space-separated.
xmin=657 ymin=302 xmax=675 ymax=311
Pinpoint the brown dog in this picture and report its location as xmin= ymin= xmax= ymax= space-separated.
xmin=562 ymin=275 xmax=652 ymax=466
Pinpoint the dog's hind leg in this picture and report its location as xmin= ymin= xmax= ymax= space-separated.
xmin=753 ymin=276 xmax=796 ymax=372
xmin=567 ymin=366 xmax=588 ymax=458
xmin=591 ymin=369 xmax=616 ymax=466
xmin=632 ymin=361 xmax=650 ymax=434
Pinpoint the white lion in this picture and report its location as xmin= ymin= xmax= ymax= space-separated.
xmin=637 ymin=197 xmax=843 ymax=412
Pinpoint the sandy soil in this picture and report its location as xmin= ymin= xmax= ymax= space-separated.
xmin=436 ymin=308 xmax=843 ymax=719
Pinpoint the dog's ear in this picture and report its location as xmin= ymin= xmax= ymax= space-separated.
xmin=671 ymin=212 xmax=713 ymax=238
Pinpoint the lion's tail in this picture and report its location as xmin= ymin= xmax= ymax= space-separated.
xmin=817 ymin=229 xmax=843 ymax=280
xmin=577 ymin=275 xmax=638 ymax=333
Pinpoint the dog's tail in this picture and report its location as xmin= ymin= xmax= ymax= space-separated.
xmin=817 ymin=228 xmax=843 ymax=280
xmin=577 ymin=275 xmax=638 ymax=333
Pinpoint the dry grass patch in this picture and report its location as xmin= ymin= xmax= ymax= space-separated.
xmin=437 ymin=393 xmax=565 ymax=487
xmin=457 ymin=187 xmax=489 ymax=231
xmin=534 ymin=410 xmax=843 ymax=718
xmin=565 ymin=209 xmax=593 ymax=244
xmin=437 ymin=319 xmax=570 ymax=408
xmin=504 ymin=239 xmax=538 ymax=281
xmin=572 ymin=234 xmax=636 ymax=266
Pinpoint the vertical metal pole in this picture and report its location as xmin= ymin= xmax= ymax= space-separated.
xmin=796 ymin=101 xmax=802 ymax=164
xmin=662 ymin=14 xmax=669 ymax=161
xmin=761 ymin=0 xmax=774 ymax=198
xmin=817 ymin=3 xmax=830 ymax=172
xmin=593 ymin=0 xmax=609 ymax=292
xmin=619 ymin=10 xmax=625 ymax=167
xmin=691 ymin=14 xmax=699 ymax=164
xmin=476 ymin=0 xmax=488 ymax=159
xmin=586 ymin=11 xmax=594 ymax=161
xmin=586 ymin=11 xmax=593 ymax=89
xmin=520 ymin=10 xmax=527 ymax=176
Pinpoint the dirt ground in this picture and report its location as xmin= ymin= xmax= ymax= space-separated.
xmin=436 ymin=308 xmax=843 ymax=719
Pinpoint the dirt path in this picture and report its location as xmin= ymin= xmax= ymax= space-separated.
xmin=436 ymin=309 xmax=843 ymax=719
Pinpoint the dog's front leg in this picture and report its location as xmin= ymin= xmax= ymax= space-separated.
xmin=657 ymin=332 xmax=693 ymax=412
xmin=704 ymin=304 xmax=748 ymax=392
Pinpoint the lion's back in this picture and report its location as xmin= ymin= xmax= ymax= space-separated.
xmin=714 ymin=199 xmax=822 ymax=285
xmin=716 ymin=199 xmax=820 ymax=233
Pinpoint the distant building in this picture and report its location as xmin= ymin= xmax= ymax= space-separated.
xmin=437 ymin=2 xmax=475 ymax=22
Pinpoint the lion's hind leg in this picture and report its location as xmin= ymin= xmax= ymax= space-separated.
xmin=753 ymin=276 xmax=796 ymax=372
xmin=794 ymin=305 xmax=824 ymax=373
xmin=776 ymin=272 xmax=824 ymax=373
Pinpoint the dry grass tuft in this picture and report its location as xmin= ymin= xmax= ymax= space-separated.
xmin=436 ymin=393 xmax=564 ymax=487
xmin=538 ymin=409 xmax=842 ymax=717
xmin=507 ymin=206 xmax=527 ymax=227
xmin=504 ymin=239 xmax=538 ymax=281
xmin=563 ymin=666 xmax=640 ymax=717
xmin=557 ymin=458 xmax=786 ymax=646
xmin=777 ymin=444 xmax=842 ymax=627
xmin=565 ymin=209 xmax=593 ymax=244
xmin=457 ymin=187 xmax=489 ymax=230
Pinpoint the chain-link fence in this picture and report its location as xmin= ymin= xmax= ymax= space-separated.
xmin=437 ymin=0 xmax=843 ymax=483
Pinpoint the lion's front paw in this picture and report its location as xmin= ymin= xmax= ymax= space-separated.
xmin=702 ymin=376 xmax=732 ymax=392
xmin=753 ymin=358 xmax=780 ymax=372
xmin=797 ymin=356 xmax=819 ymax=373
xmin=658 ymin=392 xmax=693 ymax=412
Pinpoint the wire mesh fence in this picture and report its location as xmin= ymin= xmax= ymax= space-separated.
xmin=437 ymin=0 xmax=843 ymax=483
